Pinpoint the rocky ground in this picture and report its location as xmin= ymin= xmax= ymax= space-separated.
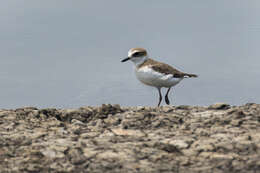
xmin=0 ymin=103 xmax=259 ymax=173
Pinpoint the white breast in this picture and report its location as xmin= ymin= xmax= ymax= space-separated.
xmin=135 ymin=66 xmax=183 ymax=88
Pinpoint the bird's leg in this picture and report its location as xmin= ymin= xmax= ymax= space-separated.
xmin=157 ymin=87 xmax=162 ymax=107
xmin=165 ymin=87 xmax=172 ymax=105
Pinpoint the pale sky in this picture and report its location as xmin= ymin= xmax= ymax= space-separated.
xmin=0 ymin=1 xmax=259 ymax=108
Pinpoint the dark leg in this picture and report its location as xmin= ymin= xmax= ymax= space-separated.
xmin=165 ymin=87 xmax=172 ymax=105
xmin=157 ymin=87 xmax=162 ymax=107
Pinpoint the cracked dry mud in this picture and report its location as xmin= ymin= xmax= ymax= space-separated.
xmin=0 ymin=103 xmax=259 ymax=173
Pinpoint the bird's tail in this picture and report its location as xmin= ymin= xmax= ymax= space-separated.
xmin=184 ymin=73 xmax=198 ymax=78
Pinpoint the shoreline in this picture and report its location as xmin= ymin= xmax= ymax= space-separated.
xmin=0 ymin=103 xmax=259 ymax=172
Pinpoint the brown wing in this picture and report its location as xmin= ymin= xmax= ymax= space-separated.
xmin=145 ymin=59 xmax=197 ymax=78
xmin=151 ymin=63 xmax=188 ymax=78
xmin=139 ymin=58 xmax=198 ymax=78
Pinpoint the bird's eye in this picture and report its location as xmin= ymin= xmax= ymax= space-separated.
xmin=132 ymin=52 xmax=145 ymax=57
xmin=132 ymin=52 xmax=140 ymax=57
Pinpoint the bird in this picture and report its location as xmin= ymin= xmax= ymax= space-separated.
xmin=121 ymin=48 xmax=198 ymax=106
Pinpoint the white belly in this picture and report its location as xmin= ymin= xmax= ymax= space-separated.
xmin=135 ymin=66 xmax=183 ymax=88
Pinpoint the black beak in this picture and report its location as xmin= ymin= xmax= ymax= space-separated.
xmin=121 ymin=57 xmax=130 ymax=62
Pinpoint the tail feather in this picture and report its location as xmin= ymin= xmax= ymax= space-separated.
xmin=184 ymin=73 xmax=198 ymax=78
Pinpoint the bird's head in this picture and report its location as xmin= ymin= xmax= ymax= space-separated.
xmin=121 ymin=48 xmax=148 ymax=66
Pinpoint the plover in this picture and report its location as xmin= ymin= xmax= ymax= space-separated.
xmin=121 ymin=48 xmax=198 ymax=106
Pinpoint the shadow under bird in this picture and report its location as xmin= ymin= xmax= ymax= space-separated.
xmin=121 ymin=48 xmax=198 ymax=106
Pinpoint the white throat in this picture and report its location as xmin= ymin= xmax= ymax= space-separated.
xmin=131 ymin=56 xmax=148 ymax=67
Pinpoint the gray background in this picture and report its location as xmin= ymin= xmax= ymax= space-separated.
xmin=0 ymin=0 xmax=259 ymax=108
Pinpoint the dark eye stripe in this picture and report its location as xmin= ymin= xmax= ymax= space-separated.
xmin=132 ymin=52 xmax=145 ymax=57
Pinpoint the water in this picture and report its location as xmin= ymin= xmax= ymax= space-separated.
xmin=0 ymin=1 xmax=259 ymax=108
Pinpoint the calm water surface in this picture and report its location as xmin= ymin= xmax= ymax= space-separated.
xmin=0 ymin=1 xmax=259 ymax=108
